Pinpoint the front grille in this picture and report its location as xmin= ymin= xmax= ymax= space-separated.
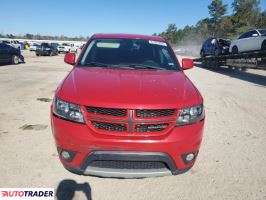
xmin=136 ymin=109 xmax=175 ymax=118
xmin=135 ymin=123 xmax=169 ymax=132
xmin=87 ymin=106 xmax=127 ymax=117
xmin=89 ymin=160 xmax=167 ymax=169
xmin=87 ymin=107 xmax=176 ymax=135
xmin=91 ymin=121 xmax=126 ymax=132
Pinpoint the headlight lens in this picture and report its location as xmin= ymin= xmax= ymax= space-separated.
xmin=53 ymin=97 xmax=85 ymax=123
xmin=176 ymin=104 xmax=204 ymax=126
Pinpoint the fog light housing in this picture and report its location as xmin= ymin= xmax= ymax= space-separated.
xmin=58 ymin=148 xmax=75 ymax=162
xmin=182 ymin=152 xmax=198 ymax=164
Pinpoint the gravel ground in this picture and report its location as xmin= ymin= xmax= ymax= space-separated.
xmin=0 ymin=51 xmax=266 ymax=200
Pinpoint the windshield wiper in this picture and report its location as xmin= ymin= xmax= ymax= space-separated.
xmin=128 ymin=64 xmax=169 ymax=71
xmin=81 ymin=62 xmax=175 ymax=71
xmin=82 ymin=62 xmax=110 ymax=68
xmin=81 ymin=62 xmax=135 ymax=69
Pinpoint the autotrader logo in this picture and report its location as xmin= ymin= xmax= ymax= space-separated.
xmin=0 ymin=188 xmax=54 ymax=199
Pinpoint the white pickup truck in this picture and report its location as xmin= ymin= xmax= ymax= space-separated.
xmin=57 ymin=43 xmax=78 ymax=53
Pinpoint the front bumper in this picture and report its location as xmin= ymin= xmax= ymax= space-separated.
xmin=58 ymin=48 xmax=68 ymax=52
xmin=37 ymin=50 xmax=51 ymax=55
xmin=51 ymin=114 xmax=204 ymax=178
xmin=63 ymin=151 xmax=191 ymax=178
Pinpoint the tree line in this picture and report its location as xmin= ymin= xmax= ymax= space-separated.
xmin=155 ymin=0 xmax=266 ymax=46
xmin=0 ymin=33 xmax=88 ymax=42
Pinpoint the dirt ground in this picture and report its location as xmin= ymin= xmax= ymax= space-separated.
xmin=0 ymin=50 xmax=266 ymax=200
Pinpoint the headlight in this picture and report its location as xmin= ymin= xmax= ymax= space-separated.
xmin=176 ymin=104 xmax=204 ymax=126
xmin=53 ymin=97 xmax=85 ymax=123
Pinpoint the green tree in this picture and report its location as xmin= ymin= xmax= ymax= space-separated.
xmin=231 ymin=0 xmax=260 ymax=35
xmin=256 ymin=10 xmax=266 ymax=28
xmin=208 ymin=0 xmax=227 ymax=22
xmin=25 ymin=33 xmax=33 ymax=39
xmin=165 ymin=24 xmax=178 ymax=44
xmin=208 ymin=0 xmax=228 ymax=36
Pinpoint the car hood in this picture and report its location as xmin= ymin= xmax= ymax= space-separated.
xmin=57 ymin=67 xmax=201 ymax=109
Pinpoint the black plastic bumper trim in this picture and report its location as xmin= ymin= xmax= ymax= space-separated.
xmin=62 ymin=151 xmax=191 ymax=177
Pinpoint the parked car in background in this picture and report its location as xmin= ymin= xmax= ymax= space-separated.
xmin=57 ymin=43 xmax=72 ymax=53
xmin=80 ymin=43 xmax=85 ymax=50
xmin=200 ymin=37 xmax=230 ymax=57
xmin=1 ymin=40 xmax=21 ymax=49
xmin=0 ymin=42 xmax=24 ymax=65
xmin=51 ymin=33 xmax=205 ymax=178
xmin=29 ymin=43 xmax=40 ymax=51
xmin=36 ymin=42 xmax=58 ymax=56
xmin=72 ymin=43 xmax=79 ymax=52
xmin=229 ymin=29 xmax=266 ymax=54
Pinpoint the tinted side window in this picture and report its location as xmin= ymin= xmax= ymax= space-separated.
xmin=203 ymin=39 xmax=211 ymax=47
xmin=239 ymin=31 xmax=257 ymax=39
xmin=239 ymin=32 xmax=249 ymax=39
xmin=249 ymin=30 xmax=258 ymax=37
xmin=0 ymin=43 xmax=8 ymax=49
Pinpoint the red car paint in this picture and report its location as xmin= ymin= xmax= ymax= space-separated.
xmin=51 ymin=34 xmax=205 ymax=178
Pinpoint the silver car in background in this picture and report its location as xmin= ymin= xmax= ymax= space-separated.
xmin=229 ymin=29 xmax=266 ymax=54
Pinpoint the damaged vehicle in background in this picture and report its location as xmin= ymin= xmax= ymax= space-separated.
xmin=200 ymin=37 xmax=230 ymax=57
xmin=230 ymin=29 xmax=266 ymax=54
xmin=51 ymin=33 xmax=205 ymax=178
xmin=0 ymin=42 xmax=24 ymax=65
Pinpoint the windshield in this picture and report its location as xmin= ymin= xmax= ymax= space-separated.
xmin=3 ymin=41 xmax=10 ymax=44
xmin=79 ymin=38 xmax=179 ymax=71
xmin=258 ymin=29 xmax=266 ymax=35
xmin=41 ymin=43 xmax=50 ymax=47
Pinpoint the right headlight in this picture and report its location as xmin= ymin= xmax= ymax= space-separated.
xmin=53 ymin=97 xmax=85 ymax=123
xmin=176 ymin=104 xmax=204 ymax=126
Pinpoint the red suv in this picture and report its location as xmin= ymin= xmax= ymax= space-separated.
xmin=51 ymin=34 xmax=205 ymax=178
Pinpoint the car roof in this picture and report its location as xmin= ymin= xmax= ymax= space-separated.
xmin=91 ymin=33 xmax=165 ymax=42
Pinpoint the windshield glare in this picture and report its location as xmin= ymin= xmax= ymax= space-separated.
xmin=79 ymin=38 xmax=179 ymax=71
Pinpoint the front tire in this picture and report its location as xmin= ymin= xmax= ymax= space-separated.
xmin=214 ymin=49 xmax=220 ymax=56
xmin=12 ymin=55 xmax=19 ymax=65
xmin=261 ymin=40 xmax=266 ymax=51
xmin=200 ymin=50 xmax=205 ymax=58
xmin=232 ymin=46 xmax=238 ymax=54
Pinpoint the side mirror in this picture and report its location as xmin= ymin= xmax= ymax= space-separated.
xmin=64 ymin=53 xmax=76 ymax=65
xmin=252 ymin=33 xmax=258 ymax=37
xmin=182 ymin=58 xmax=194 ymax=70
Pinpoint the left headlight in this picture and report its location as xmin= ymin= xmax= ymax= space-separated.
xmin=53 ymin=97 xmax=85 ymax=123
xmin=176 ymin=104 xmax=204 ymax=126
